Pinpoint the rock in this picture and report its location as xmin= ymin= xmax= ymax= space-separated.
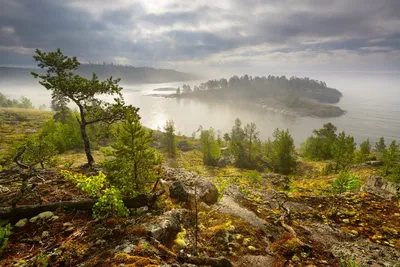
xmin=235 ymin=255 xmax=274 ymax=267
xmin=361 ymin=176 xmax=400 ymax=201
xmin=177 ymin=140 xmax=195 ymax=151
xmin=217 ymin=156 xmax=232 ymax=167
xmin=169 ymin=177 xmax=218 ymax=205
xmin=169 ymin=180 xmax=190 ymax=202
xmin=147 ymin=209 xmax=192 ymax=245
xmin=149 ymin=141 xmax=161 ymax=148
xmin=29 ymin=216 xmax=39 ymax=223
xmin=115 ymin=240 xmax=136 ymax=253
xmin=365 ymin=161 xmax=383 ymax=166
xmin=63 ymin=222 xmax=73 ymax=227
xmin=15 ymin=218 xmax=28 ymax=228
xmin=0 ymin=185 xmax=10 ymax=194
xmin=263 ymin=173 xmax=290 ymax=190
xmin=95 ymin=239 xmax=105 ymax=246
xmin=42 ymin=231 xmax=50 ymax=238
xmin=38 ymin=211 xmax=54 ymax=220
xmin=64 ymin=226 xmax=75 ymax=236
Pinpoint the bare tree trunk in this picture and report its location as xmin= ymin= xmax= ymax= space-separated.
xmin=78 ymin=105 xmax=94 ymax=166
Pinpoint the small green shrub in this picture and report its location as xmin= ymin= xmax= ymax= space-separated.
xmin=0 ymin=223 xmax=12 ymax=253
xmin=61 ymin=170 xmax=128 ymax=218
xmin=332 ymin=170 xmax=360 ymax=194
xmin=93 ymin=187 xmax=129 ymax=218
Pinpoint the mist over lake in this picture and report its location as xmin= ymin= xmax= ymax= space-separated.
xmin=1 ymin=71 xmax=398 ymax=146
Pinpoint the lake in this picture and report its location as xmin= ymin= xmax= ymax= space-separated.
xmin=1 ymin=72 xmax=399 ymax=146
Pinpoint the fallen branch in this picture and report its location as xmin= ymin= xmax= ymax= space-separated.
xmin=279 ymin=207 xmax=311 ymax=249
xmin=0 ymin=189 xmax=165 ymax=219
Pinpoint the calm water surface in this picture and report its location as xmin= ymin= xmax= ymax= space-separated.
xmin=1 ymin=72 xmax=399 ymax=146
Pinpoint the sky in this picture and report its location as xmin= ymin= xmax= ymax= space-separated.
xmin=1 ymin=0 xmax=400 ymax=75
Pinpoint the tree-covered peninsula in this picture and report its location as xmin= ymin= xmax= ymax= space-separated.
xmin=173 ymin=75 xmax=345 ymax=117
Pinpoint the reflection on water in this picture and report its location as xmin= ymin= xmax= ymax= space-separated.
xmin=1 ymin=73 xmax=399 ymax=146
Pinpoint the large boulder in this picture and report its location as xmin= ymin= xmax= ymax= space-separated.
xmin=146 ymin=209 xmax=192 ymax=245
xmin=163 ymin=167 xmax=218 ymax=204
xmin=361 ymin=176 xmax=400 ymax=200
xmin=177 ymin=140 xmax=195 ymax=151
xmin=169 ymin=179 xmax=219 ymax=205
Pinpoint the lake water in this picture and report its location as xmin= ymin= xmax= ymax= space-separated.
xmin=1 ymin=72 xmax=399 ymax=146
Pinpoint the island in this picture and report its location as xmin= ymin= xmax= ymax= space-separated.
xmin=157 ymin=75 xmax=345 ymax=117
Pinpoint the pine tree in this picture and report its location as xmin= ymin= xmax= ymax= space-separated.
xmin=163 ymin=120 xmax=177 ymax=157
xmin=103 ymin=111 xmax=162 ymax=195
xmin=375 ymin=137 xmax=386 ymax=153
xmin=244 ymin=122 xmax=259 ymax=168
xmin=231 ymin=118 xmax=246 ymax=167
xmin=332 ymin=131 xmax=355 ymax=172
xmin=268 ymin=129 xmax=296 ymax=174
xmin=199 ymin=128 xmax=221 ymax=166
xmin=382 ymin=140 xmax=400 ymax=176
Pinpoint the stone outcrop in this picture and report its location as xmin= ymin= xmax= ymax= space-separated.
xmin=146 ymin=209 xmax=192 ymax=245
xmin=164 ymin=167 xmax=219 ymax=205
xmin=361 ymin=176 xmax=400 ymax=200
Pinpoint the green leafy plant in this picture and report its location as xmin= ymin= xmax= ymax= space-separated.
xmin=332 ymin=170 xmax=359 ymax=194
xmin=61 ymin=170 xmax=127 ymax=218
xmin=93 ymin=187 xmax=129 ymax=218
xmin=0 ymin=223 xmax=12 ymax=253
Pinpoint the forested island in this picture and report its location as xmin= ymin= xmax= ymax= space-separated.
xmin=0 ymin=64 xmax=198 ymax=84
xmin=170 ymin=75 xmax=345 ymax=117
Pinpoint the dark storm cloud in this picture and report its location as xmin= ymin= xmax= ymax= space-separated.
xmin=0 ymin=0 xmax=400 ymax=70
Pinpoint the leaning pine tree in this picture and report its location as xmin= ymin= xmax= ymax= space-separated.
xmin=31 ymin=49 xmax=136 ymax=166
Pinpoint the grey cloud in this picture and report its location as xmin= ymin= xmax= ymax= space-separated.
xmin=0 ymin=0 xmax=399 ymax=70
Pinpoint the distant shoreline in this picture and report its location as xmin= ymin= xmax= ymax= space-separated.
xmin=152 ymin=87 xmax=177 ymax=92
xmin=149 ymin=93 xmax=346 ymax=118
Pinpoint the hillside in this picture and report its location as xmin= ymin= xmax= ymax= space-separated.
xmin=0 ymin=65 xmax=198 ymax=84
xmin=0 ymin=109 xmax=399 ymax=267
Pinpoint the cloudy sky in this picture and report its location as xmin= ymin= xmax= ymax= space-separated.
xmin=1 ymin=0 xmax=400 ymax=75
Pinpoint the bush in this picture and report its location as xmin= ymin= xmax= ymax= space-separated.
xmin=332 ymin=170 xmax=359 ymax=194
xmin=23 ymin=135 xmax=58 ymax=168
xmin=40 ymin=117 xmax=82 ymax=153
xmin=61 ymin=171 xmax=128 ymax=218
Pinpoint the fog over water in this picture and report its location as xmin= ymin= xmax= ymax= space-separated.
xmin=1 ymin=72 xmax=399 ymax=146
